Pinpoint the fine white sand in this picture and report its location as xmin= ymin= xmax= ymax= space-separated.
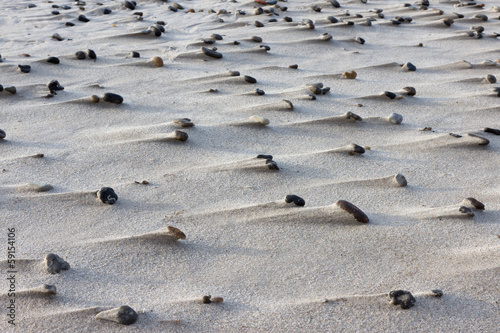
xmin=1 ymin=0 xmax=499 ymax=331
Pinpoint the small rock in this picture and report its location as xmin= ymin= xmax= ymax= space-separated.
xmin=244 ymin=75 xmax=257 ymax=84
xmin=52 ymin=10 xmax=60 ymax=15
xmin=266 ymin=159 xmax=279 ymax=170
xmin=167 ymin=226 xmax=186 ymax=240
xmin=47 ymin=80 xmax=64 ymax=94
xmin=173 ymin=118 xmax=194 ymax=127
xmin=283 ymin=16 xmax=293 ymax=22
xmin=384 ymin=91 xmax=397 ymax=99
xmin=336 ymin=200 xmax=369 ymax=223
xmin=95 ymin=305 xmax=138 ymax=325
xmin=5 ymin=86 xmax=16 ymax=94
xmin=103 ymin=8 xmax=112 ymax=14
xmin=257 ymin=154 xmax=273 ymax=160
xmin=97 ymin=187 xmax=118 ymax=204
xmin=486 ymin=74 xmax=496 ymax=84
xmin=201 ymin=47 xmax=223 ymax=59
xmin=431 ymin=289 xmax=443 ymax=297
xmin=86 ymin=49 xmax=96 ymax=61
xmin=202 ymin=296 xmax=212 ymax=304
xmin=254 ymin=21 xmax=264 ymax=27
xmin=102 ymin=92 xmax=123 ymax=104
xmin=211 ymin=33 xmax=223 ymax=40
xmin=17 ymin=65 xmax=31 ymax=73
xmin=65 ymin=22 xmax=75 ymax=27
xmin=343 ymin=70 xmax=357 ymax=79
xmin=389 ymin=290 xmax=416 ymax=309
xmin=122 ymin=1 xmax=135 ymax=10
xmin=285 ymin=195 xmax=305 ymax=206
xmin=388 ymin=113 xmax=403 ymax=124
xmin=354 ymin=37 xmax=365 ymax=44
xmin=483 ymin=127 xmax=500 ymax=135
xmin=251 ymin=36 xmax=263 ymax=43
xmin=402 ymin=87 xmax=416 ymax=96
xmin=255 ymin=88 xmax=265 ymax=96
xmin=46 ymin=56 xmax=60 ymax=64
xmin=462 ymin=197 xmax=485 ymax=210
xmin=0 ymin=129 xmax=6 ymax=140
xmin=130 ymin=51 xmax=140 ymax=58
xmin=327 ymin=16 xmax=338 ymax=23
xmin=402 ymin=62 xmax=416 ymax=71
xmin=173 ymin=130 xmax=188 ymax=141
xmin=78 ymin=14 xmax=90 ymax=22
xmin=44 ymin=253 xmax=70 ymax=274
xmin=52 ymin=33 xmax=64 ymax=41
xmin=75 ymin=51 xmax=86 ymax=60
xmin=149 ymin=56 xmax=163 ymax=67
xmin=289 ymin=64 xmax=298 ymax=69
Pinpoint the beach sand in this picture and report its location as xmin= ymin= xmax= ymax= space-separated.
xmin=1 ymin=0 xmax=499 ymax=331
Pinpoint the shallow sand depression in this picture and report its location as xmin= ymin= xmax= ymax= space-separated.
xmin=1 ymin=0 xmax=499 ymax=331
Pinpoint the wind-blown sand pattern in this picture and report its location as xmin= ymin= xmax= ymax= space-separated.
xmin=1 ymin=0 xmax=499 ymax=331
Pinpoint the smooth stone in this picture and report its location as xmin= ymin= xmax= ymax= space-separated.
xmin=123 ymin=1 xmax=135 ymax=10
xmin=18 ymin=65 xmax=31 ymax=73
xmin=97 ymin=187 xmax=118 ymax=204
xmin=345 ymin=112 xmax=362 ymax=121
xmin=265 ymin=159 xmax=279 ymax=170
xmin=201 ymin=47 xmax=223 ymax=59
xmin=244 ymin=75 xmax=257 ymax=84
xmin=37 ymin=284 xmax=57 ymax=295
xmin=389 ymin=290 xmax=416 ymax=309
xmin=228 ymin=70 xmax=240 ymax=76
xmin=103 ymin=8 xmax=112 ymax=14
xmin=470 ymin=26 xmax=484 ymax=33
xmin=259 ymin=45 xmax=270 ymax=51
xmin=95 ymin=305 xmax=138 ymax=325
xmin=5 ymin=86 xmax=16 ymax=94
xmin=492 ymin=87 xmax=500 ymax=97
xmin=52 ymin=33 xmax=64 ymax=41
xmin=431 ymin=290 xmax=443 ymax=297
xmin=202 ymin=38 xmax=215 ymax=44
xmin=320 ymin=33 xmax=332 ymax=41
xmin=130 ymin=51 xmax=140 ymax=58
xmin=202 ymin=295 xmax=212 ymax=304
xmin=173 ymin=130 xmax=188 ymax=141
xmin=473 ymin=14 xmax=488 ymax=21
xmin=169 ymin=6 xmax=178 ymax=12
xmin=462 ymin=197 xmax=485 ymax=210
xmin=211 ymin=33 xmax=223 ymax=40
xmin=78 ymin=15 xmax=89 ymax=22
xmin=257 ymin=154 xmax=273 ymax=160
xmin=45 ymin=253 xmax=70 ymax=274
xmin=255 ymin=21 xmax=264 ymax=27
xmin=173 ymin=118 xmax=194 ymax=127
xmin=156 ymin=21 xmax=165 ymax=26
xmin=66 ymin=22 xmax=75 ymax=27
xmin=0 ymin=84 xmax=3 ymax=92
xmin=289 ymin=64 xmax=298 ymax=69
xmin=150 ymin=56 xmax=163 ymax=67
xmin=344 ymin=70 xmax=357 ymax=79
xmin=233 ymin=41 xmax=241 ymax=45
xmin=285 ymin=195 xmax=305 ymax=206
xmin=483 ymin=127 xmax=500 ymax=135
xmin=354 ymin=37 xmax=365 ymax=44
xmin=394 ymin=173 xmax=407 ymax=186
xmin=149 ymin=26 xmax=162 ymax=37
xmin=47 ymin=56 xmax=60 ymax=64
xmin=269 ymin=18 xmax=277 ymax=23
xmin=384 ymin=91 xmax=397 ymax=99
xmin=0 ymin=129 xmax=6 ymax=140
xmin=283 ymin=16 xmax=293 ymax=22
xmin=75 ymin=51 xmax=86 ymax=60
xmin=47 ymin=80 xmax=64 ymax=93
xmin=102 ymin=93 xmax=123 ymax=104
xmin=251 ymin=36 xmax=263 ymax=43
xmin=255 ymin=88 xmax=265 ymax=95
xmin=167 ymin=226 xmax=186 ymax=240
xmin=86 ymin=49 xmax=97 ymax=61
xmin=330 ymin=0 xmax=340 ymax=8
xmin=172 ymin=2 xmax=184 ymax=9
xmin=388 ymin=113 xmax=403 ymax=124
xmin=52 ymin=10 xmax=60 ymax=15
xmin=486 ymin=74 xmax=496 ymax=84
xmin=90 ymin=95 xmax=100 ymax=103
xmin=28 ymin=4 xmax=37 ymax=8
xmin=249 ymin=115 xmax=269 ymax=125
xmin=402 ymin=87 xmax=416 ymax=96
xmin=311 ymin=5 xmax=321 ymax=12
xmin=403 ymin=62 xmax=416 ymax=71
xmin=336 ymin=200 xmax=369 ymax=223
xmin=327 ymin=16 xmax=338 ymax=23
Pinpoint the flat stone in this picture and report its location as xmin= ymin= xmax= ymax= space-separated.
xmin=285 ymin=195 xmax=306 ymax=206
xmin=102 ymin=92 xmax=123 ymax=104
xmin=44 ymin=253 xmax=70 ymax=274
xmin=389 ymin=290 xmax=416 ymax=309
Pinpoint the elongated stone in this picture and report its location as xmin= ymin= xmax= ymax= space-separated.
xmin=403 ymin=62 xmax=416 ymax=71
xmin=102 ymin=93 xmax=123 ymax=104
xmin=201 ymin=47 xmax=223 ymax=59
xmin=78 ymin=15 xmax=90 ymax=22
xmin=461 ymin=197 xmax=485 ymax=210
xmin=18 ymin=65 xmax=31 ymax=73
xmin=95 ymin=306 xmax=138 ymax=325
xmin=47 ymin=56 xmax=60 ymax=64
xmin=285 ymin=195 xmax=305 ymax=206
xmin=336 ymin=200 xmax=369 ymax=223
xmin=244 ymin=75 xmax=257 ymax=84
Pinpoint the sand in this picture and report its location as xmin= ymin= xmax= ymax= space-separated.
xmin=1 ymin=0 xmax=499 ymax=331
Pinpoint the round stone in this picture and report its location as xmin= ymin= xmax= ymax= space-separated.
xmin=403 ymin=62 xmax=416 ymax=71
xmin=389 ymin=290 xmax=416 ymax=309
xmin=201 ymin=47 xmax=223 ymax=59
xmin=97 ymin=187 xmax=118 ymax=204
xmin=102 ymin=93 xmax=124 ymax=104
xmin=388 ymin=113 xmax=403 ymax=124
xmin=47 ymin=56 xmax=60 ymax=64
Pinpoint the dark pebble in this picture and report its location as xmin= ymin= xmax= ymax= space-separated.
xmin=459 ymin=206 xmax=474 ymax=216
xmin=47 ymin=80 xmax=64 ymax=94
xmin=470 ymin=26 xmax=484 ymax=33
xmin=211 ymin=33 xmax=223 ymax=40
xmin=330 ymin=0 xmax=341 ymax=8
xmin=52 ymin=10 xmax=60 ymax=15
xmin=97 ymin=187 xmax=118 ymax=204
xmin=123 ymin=1 xmax=135 ymax=10
xmin=66 ymin=22 xmax=75 ymax=27
xmin=233 ymin=41 xmax=241 ymax=45
xmin=285 ymin=195 xmax=305 ymax=206
xmin=133 ymin=12 xmax=143 ymax=16
xmin=321 ymin=87 xmax=330 ymax=95
xmin=354 ymin=37 xmax=365 ymax=44
xmin=103 ymin=8 xmax=112 ymax=14
xmin=52 ymin=33 xmax=64 ymax=41
xmin=486 ymin=74 xmax=496 ymax=84
xmin=102 ymin=92 xmax=124 ymax=104
xmin=0 ymin=129 xmax=6 ymax=140
xmin=5 ymin=86 xmax=16 ymax=94
xmin=130 ymin=51 xmax=140 ymax=58
xmin=149 ymin=26 xmax=162 ymax=37
xmin=78 ymin=14 xmax=89 ymax=22
xmin=283 ymin=16 xmax=293 ymax=22
xmin=27 ymin=4 xmax=37 ymax=8
xmin=311 ymin=5 xmax=321 ymax=12
xmin=75 ymin=51 xmax=86 ymax=60
xmin=86 ymin=49 xmax=97 ymax=61
xmin=61 ymin=4 xmax=71 ymax=10
xmin=256 ymin=88 xmax=265 ymax=95
xmin=431 ymin=289 xmax=443 ymax=297
xmin=169 ymin=6 xmax=178 ymax=12
xmin=391 ymin=19 xmax=401 ymax=25
xmin=45 ymin=253 xmax=70 ymax=274
xmin=269 ymin=18 xmax=277 ymax=23
xmin=327 ymin=16 xmax=338 ymax=23
xmin=252 ymin=36 xmax=263 ymax=43
xmin=384 ymin=91 xmax=397 ymax=99
xmin=52 ymin=5 xmax=60 ymax=9
xmin=464 ymin=197 xmax=485 ymax=210
xmin=257 ymin=154 xmax=273 ymax=160
xmin=402 ymin=86 xmax=416 ymax=96
xmin=201 ymin=47 xmax=223 ymax=59
xmin=202 ymin=296 xmax=212 ymax=304
xmin=289 ymin=64 xmax=298 ymax=69
xmin=244 ymin=75 xmax=257 ymax=84
xmin=255 ymin=21 xmax=264 ymax=27
xmin=266 ymin=159 xmax=279 ymax=170
xmin=46 ymin=56 xmax=60 ymax=64
xmin=156 ymin=21 xmax=165 ymax=26
xmin=173 ymin=130 xmax=188 ymax=141
xmin=260 ymin=45 xmax=270 ymax=51
xmin=17 ymin=65 xmax=31 ymax=73
xmin=403 ymin=62 xmax=416 ymax=71
xmin=336 ymin=200 xmax=369 ymax=223
xmin=389 ymin=290 xmax=416 ymax=309
xmin=202 ymin=38 xmax=215 ymax=44
xmin=483 ymin=128 xmax=500 ymax=135
xmin=95 ymin=305 xmax=138 ymax=325
xmin=0 ymin=84 xmax=2 ymax=92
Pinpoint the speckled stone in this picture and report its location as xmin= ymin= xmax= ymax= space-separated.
xmin=95 ymin=305 xmax=138 ymax=325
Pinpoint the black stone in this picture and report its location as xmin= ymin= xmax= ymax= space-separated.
xmin=75 ymin=51 xmax=86 ymax=59
xmin=260 ymin=45 xmax=270 ymax=51
xmin=202 ymin=296 xmax=212 ymax=304
xmin=47 ymin=80 xmax=64 ymax=94
xmin=102 ymin=93 xmax=124 ymax=104
xmin=27 ymin=4 xmax=37 ymax=8
xmin=431 ymin=289 xmax=443 ymax=297
xmin=283 ymin=16 xmax=293 ymax=22
xmin=211 ymin=33 xmax=223 ymax=40
xmin=355 ymin=37 xmax=365 ymax=44
xmin=327 ymin=16 xmax=338 ymax=23
xmin=123 ymin=1 xmax=135 ymax=10
xmin=483 ymin=128 xmax=500 ymax=135
xmin=17 ymin=65 xmax=31 ymax=73
xmin=5 ymin=86 xmax=16 ymax=94
xmin=103 ymin=8 xmax=112 ymax=14
xmin=285 ymin=195 xmax=306 ymax=206
xmin=266 ymin=159 xmax=279 ymax=170
xmin=257 ymin=154 xmax=273 ymax=160
xmin=169 ymin=6 xmax=178 ymax=12
xmin=45 ymin=253 xmax=70 ymax=274
xmin=52 ymin=5 xmax=60 ymax=8
xmin=403 ymin=62 xmax=416 ymax=71
xmin=96 ymin=306 xmax=138 ymax=325
xmin=384 ymin=91 xmax=397 ymax=99
xmin=130 ymin=51 xmax=140 ymax=58
xmin=244 ymin=75 xmax=257 ymax=84
xmin=156 ymin=21 xmax=165 ymax=26
xmin=256 ymin=88 xmax=265 ymax=95
xmin=154 ymin=24 xmax=165 ymax=33
xmin=449 ymin=133 xmax=462 ymax=138
xmin=389 ymin=290 xmax=416 ymax=309
xmin=78 ymin=15 xmax=90 ymax=22
xmin=0 ymin=84 xmax=3 ymax=92
xmin=97 ymin=187 xmax=118 ymax=204
xmin=149 ymin=26 xmax=162 ymax=37
xmin=61 ymin=4 xmax=71 ymax=10
xmin=251 ymin=36 xmax=263 ymax=43
xmin=330 ymin=0 xmax=340 ymax=8
xmin=52 ymin=10 xmax=60 ymax=15
xmin=86 ymin=49 xmax=97 ymax=61
xmin=66 ymin=22 xmax=75 ymax=27
xmin=201 ymin=47 xmax=223 ymax=59
xmin=46 ymin=56 xmax=60 ymax=64
xmin=0 ymin=129 xmax=6 ymax=140
xmin=133 ymin=12 xmax=143 ymax=16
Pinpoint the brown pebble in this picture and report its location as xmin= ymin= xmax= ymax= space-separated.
xmin=150 ymin=56 xmax=163 ymax=67
xmin=343 ymin=70 xmax=357 ymax=79
xmin=211 ymin=297 xmax=224 ymax=303
xmin=336 ymin=200 xmax=369 ymax=223
xmin=202 ymin=296 xmax=211 ymax=304
xmin=167 ymin=226 xmax=186 ymax=240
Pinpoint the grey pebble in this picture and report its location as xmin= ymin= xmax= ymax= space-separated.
xmin=260 ymin=45 xmax=270 ymax=51
xmin=251 ymin=36 xmax=263 ymax=43
xmin=156 ymin=21 xmax=165 ymax=26
xmin=169 ymin=6 xmax=178 ymax=12
xmin=5 ymin=86 xmax=16 ymax=94
xmin=330 ymin=0 xmax=341 ymax=8
xmin=75 ymin=51 xmax=86 ymax=60
xmin=17 ymin=65 xmax=31 ymax=73
xmin=97 ymin=187 xmax=118 ymax=204
xmin=52 ymin=33 xmax=64 ymax=41
xmin=173 ymin=118 xmax=194 ymax=127
xmin=285 ymin=195 xmax=305 ymax=206
xmin=27 ymin=3 xmax=37 ymax=8
xmin=256 ymin=88 xmax=265 ymax=95
xmin=102 ymin=92 xmax=124 ymax=104
xmin=289 ymin=64 xmax=298 ymax=69
xmin=268 ymin=18 xmax=277 ymax=23
xmin=486 ymin=74 xmax=496 ymax=84
xmin=149 ymin=26 xmax=162 ymax=37
xmin=47 ymin=56 xmax=60 ymax=64
xmin=103 ymin=8 xmax=112 ymax=14
xmin=403 ymin=62 xmax=416 ymax=71
xmin=95 ymin=305 xmax=138 ymax=325
xmin=201 ymin=47 xmax=223 ymax=59
xmin=389 ymin=290 xmax=416 ymax=309
xmin=327 ymin=16 xmax=338 ymax=23
xmin=402 ymin=86 xmax=416 ymax=96
xmin=257 ymin=154 xmax=273 ymax=160
xmin=354 ymin=37 xmax=365 ymax=44
xmin=45 ymin=253 xmax=70 ymax=274
xmin=388 ymin=113 xmax=403 ymax=124
xmin=211 ymin=33 xmax=223 ymax=40
xmin=266 ymin=159 xmax=279 ymax=170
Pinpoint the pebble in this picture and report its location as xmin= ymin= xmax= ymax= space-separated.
xmin=389 ymin=290 xmax=416 ymax=309
xmin=130 ymin=51 xmax=140 ymax=58
xmin=173 ymin=130 xmax=188 ymax=141
xmin=156 ymin=21 xmax=165 ymax=26
xmin=402 ymin=86 xmax=416 ymax=96
xmin=149 ymin=56 xmax=164 ymax=67
xmin=52 ymin=10 xmax=60 ymax=15
xmin=403 ymin=62 xmax=417 ymax=71
xmin=172 ymin=2 xmax=184 ymax=10
xmin=266 ymin=159 xmax=279 ymax=170
xmin=75 ymin=51 xmax=86 ymax=60
xmin=97 ymin=187 xmax=118 ymax=204
xmin=257 ymin=154 xmax=273 ymax=160
xmin=384 ymin=91 xmax=397 ymax=99
xmin=5 ymin=86 xmax=16 ymax=94
xmin=483 ymin=127 xmax=500 ymax=135
xmin=202 ymin=295 xmax=212 ymax=304
xmin=470 ymin=26 xmax=484 ymax=33
xmin=486 ymin=74 xmax=496 ymax=84
xmin=47 ymin=80 xmax=64 ymax=94
xmin=167 ymin=226 xmax=186 ymax=240
xmin=102 ymin=92 xmax=123 ymax=104
xmin=95 ymin=305 xmax=138 ymax=325
xmin=90 ymin=95 xmax=100 ymax=103
xmin=431 ymin=289 xmax=443 ymax=297
xmin=321 ymin=33 xmax=332 ymax=41
xmin=52 ymin=33 xmax=64 ymax=41
xmin=443 ymin=18 xmax=454 ymax=27
xmin=0 ymin=129 xmax=6 ymax=140
xmin=459 ymin=206 xmax=474 ymax=216
xmin=283 ymin=16 xmax=293 ymax=22
xmin=289 ymin=64 xmax=298 ymax=69
xmin=492 ymin=87 xmax=500 ymax=97
xmin=255 ymin=21 xmax=264 ymax=27
xmin=169 ymin=6 xmax=178 ymax=12
xmin=244 ymin=75 xmax=257 ymax=84
xmin=252 ymin=36 xmax=263 ymax=43
xmin=327 ymin=16 xmax=338 ymax=23
xmin=473 ymin=14 xmax=488 ymax=21
xmin=149 ymin=26 xmax=162 ymax=37
xmin=462 ymin=197 xmax=485 ymax=210
xmin=201 ymin=47 xmax=223 ymax=59
xmin=123 ymin=1 xmax=135 ymax=10
xmin=35 ymin=284 xmax=57 ymax=295
xmin=259 ymin=45 xmax=270 ymax=51
xmin=44 ymin=253 xmax=70 ymax=274
xmin=47 ymin=56 xmax=60 ymax=64
xmin=285 ymin=194 xmax=306 ymax=206
xmin=388 ymin=113 xmax=403 ymax=124
xmin=343 ymin=70 xmax=357 ymax=79
xmin=78 ymin=14 xmax=90 ymax=22
xmin=249 ymin=115 xmax=269 ymax=124
xmin=17 ymin=65 xmax=31 ymax=73
xmin=86 ymin=49 xmax=97 ymax=61
xmin=345 ymin=112 xmax=362 ymax=121
xmin=330 ymin=0 xmax=341 ymax=8
xmin=173 ymin=118 xmax=194 ymax=127
xmin=393 ymin=173 xmax=407 ymax=186
xmin=66 ymin=22 xmax=75 ymax=27
xmin=27 ymin=4 xmax=37 ymax=8
xmin=354 ymin=37 xmax=365 ymax=44
xmin=255 ymin=88 xmax=265 ymax=96
xmin=336 ymin=200 xmax=369 ymax=223
xmin=311 ymin=5 xmax=321 ymax=12
xmin=103 ymin=8 xmax=112 ymax=14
